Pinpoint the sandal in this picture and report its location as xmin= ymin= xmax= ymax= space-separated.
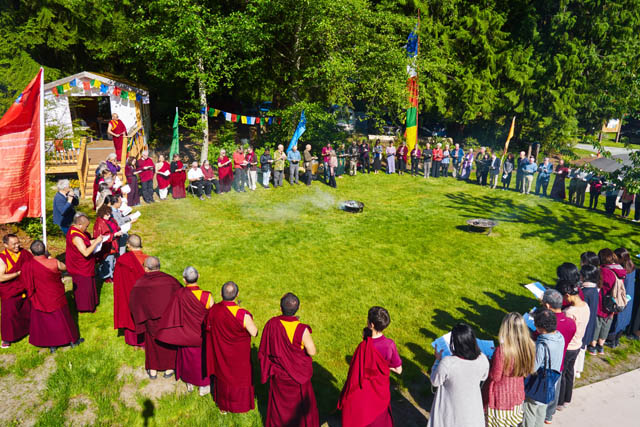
xmin=147 ymin=370 xmax=158 ymax=380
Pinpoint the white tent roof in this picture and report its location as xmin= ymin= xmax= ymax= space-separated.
xmin=44 ymin=71 xmax=149 ymax=96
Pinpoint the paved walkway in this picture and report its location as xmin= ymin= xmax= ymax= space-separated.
xmin=575 ymin=143 xmax=639 ymax=156
xmin=552 ymin=369 xmax=640 ymax=426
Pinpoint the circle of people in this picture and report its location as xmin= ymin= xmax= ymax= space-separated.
xmin=2 ymin=211 xmax=639 ymax=427
xmin=73 ymin=139 xmax=639 ymax=225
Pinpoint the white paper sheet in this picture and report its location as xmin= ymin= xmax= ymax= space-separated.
xmin=120 ymin=184 xmax=131 ymax=194
xmin=120 ymin=223 xmax=131 ymax=234
xmin=92 ymin=241 xmax=103 ymax=254
xmin=119 ymin=205 xmax=132 ymax=215
xmin=129 ymin=211 xmax=141 ymax=221
xmin=525 ymin=282 xmax=546 ymax=300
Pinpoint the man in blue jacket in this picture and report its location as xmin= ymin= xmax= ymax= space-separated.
xmin=52 ymin=179 xmax=78 ymax=235
xmin=535 ymin=157 xmax=554 ymax=197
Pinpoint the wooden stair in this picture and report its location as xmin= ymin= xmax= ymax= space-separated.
xmin=83 ymin=140 xmax=116 ymax=199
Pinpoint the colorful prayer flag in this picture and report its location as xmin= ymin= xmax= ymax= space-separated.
xmin=82 ymin=81 xmax=91 ymax=91
xmin=113 ymin=87 xmax=121 ymax=96
xmin=241 ymin=115 xmax=247 ymax=124
xmin=100 ymin=84 xmax=109 ymax=94
xmin=231 ymin=114 xmax=237 ymax=122
xmin=128 ymin=92 xmax=136 ymax=101
xmin=120 ymin=90 xmax=128 ymax=99
xmin=405 ymin=23 xmax=419 ymax=156
xmin=225 ymin=112 xmax=231 ymax=121
xmin=92 ymin=79 xmax=101 ymax=88
xmin=255 ymin=117 xmax=260 ymax=124
xmin=52 ymin=87 xmax=59 ymax=97
xmin=69 ymin=79 xmax=77 ymax=87
xmin=62 ymin=83 xmax=71 ymax=92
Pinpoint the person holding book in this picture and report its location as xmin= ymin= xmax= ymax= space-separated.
xmin=428 ymin=323 xmax=489 ymax=427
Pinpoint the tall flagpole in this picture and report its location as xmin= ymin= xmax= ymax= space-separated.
xmin=39 ymin=67 xmax=47 ymax=246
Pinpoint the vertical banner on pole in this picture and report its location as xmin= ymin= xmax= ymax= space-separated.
xmin=39 ymin=68 xmax=47 ymax=246
xmin=0 ymin=69 xmax=45 ymax=226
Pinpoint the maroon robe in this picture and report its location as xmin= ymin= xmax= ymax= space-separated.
xmin=157 ymin=161 xmax=171 ymax=190
xmin=129 ymin=271 xmax=181 ymax=370
xmin=23 ymin=256 xmax=79 ymax=347
xmin=170 ymin=161 xmax=187 ymax=199
xmin=338 ymin=338 xmax=392 ymax=427
xmin=206 ymin=301 xmax=255 ymax=413
xmin=110 ymin=119 xmax=126 ymax=161
xmin=92 ymin=217 xmax=120 ymax=262
xmin=0 ymin=249 xmax=33 ymax=343
xmin=217 ymin=157 xmax=233 ymax=192
xmin=66 ymin=226 xmax=97 ymax=313
xmin=259 ymin=315 xmax=319 ymax=427
xmin=113 ymin=251 xmax=147 ymax=346
xmin=157 ymin=285 xmax=212 ymax=387
xmin=125 ymin=164 xmax=140 ymax=206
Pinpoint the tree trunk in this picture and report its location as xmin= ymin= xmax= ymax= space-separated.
xmin=198 ymin=58 xmax=209 ymax=163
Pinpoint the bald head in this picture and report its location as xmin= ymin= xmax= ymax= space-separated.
xmin=127 ymin=234 xmax=142 ymax=249
xmin=221 ymin=281 xmax=239 ymax=301
xmin=73 ymin=212 xmax=89 ymax=225
xmin=143 ymin=256 xmax=160 ymax=272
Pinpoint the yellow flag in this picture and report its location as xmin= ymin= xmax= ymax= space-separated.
xmin=92 ymin=80 xmax=101 ymax=88
xmin=241 ymin=116 xmax=247 ymax=124
xmin=128 ymin=92 xmax=136 ymax=101
xmin=63 ymin=82 xmax=71 ymax=92
xmin=213 ymin=109 xmax=219 ymax=116
xmin=503 ymin=116 xmax=516 ymax=154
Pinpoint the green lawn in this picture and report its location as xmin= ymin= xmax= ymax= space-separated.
xmin=2 ymin=174 xmax=639 ymax=426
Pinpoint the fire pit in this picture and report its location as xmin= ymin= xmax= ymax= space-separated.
xmin=466 ymin=218 xmax=497 ymax=235
xmin=340 ymin=200 xmax=365 ymax=213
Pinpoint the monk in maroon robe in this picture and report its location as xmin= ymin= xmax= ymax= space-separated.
xmin=129 ymin=256 xmax=181 ymax=379
xmin=113 ymin=234 xmax=147 ymax=347
xmin=338 ymin=307 xmax=403 ymax=427
xmin=157 ymin=266 xmax=213 ymax=395
xmin=108 ymin=113 xmax=127 ymax=162
xmin=170 ymin=154 xmax=187 ymax=199
xmin=0 ymin=234 xmax=33 ymax=347
xmin=65 ymin=214 xmax=105 ymax=313
xmin=259 ymin=293 xmax=319 ymax=427
xmin=23 ymin=240 xmax=81 ymax=352
xmin=156 ymin=155 xmax=171 ymax=200
xmin=206 ymin=281 xmax=258 ymax=413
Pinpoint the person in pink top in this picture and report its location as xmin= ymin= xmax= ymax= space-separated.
xmin=483 ymin=312 xmax=535 ymax=427
xmin=397 ymin=142 xmax=408 ymax=175
xmin=321 ymin=143 xmax=332 ymax=184
xmin=588 ymin=248 xmax=627 ymax=355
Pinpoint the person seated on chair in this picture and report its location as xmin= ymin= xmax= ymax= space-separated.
xmin=187 ymin=162 xmax=207 ymax=200
xmin=201 ymin=160 xmax=219 ymax=195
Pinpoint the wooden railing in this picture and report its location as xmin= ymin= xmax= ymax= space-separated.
xmin=45 ymin=137 xmax=89 ymax=198
xmin=119 ymin=125 xmax=146 ymax=179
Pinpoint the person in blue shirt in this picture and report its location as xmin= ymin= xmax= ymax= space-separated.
xmin=535 ymin=157 xmax=554 ymax=197
xmin=451 ymin=143 xmax=464 ymax=178
xmin=287 ymin=145 xmax=302 ymax=185
xmin=52 ymin=179 xmax=78 ymax=235
xmin=522 ymin=155 xmax=538 ymax=195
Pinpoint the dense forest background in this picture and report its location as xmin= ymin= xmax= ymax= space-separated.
xmin=1 ymin=0 xmax=640 ymax=157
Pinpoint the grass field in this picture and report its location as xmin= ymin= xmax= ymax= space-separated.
xmin=2 ymin=173 xmax=639 ymax=426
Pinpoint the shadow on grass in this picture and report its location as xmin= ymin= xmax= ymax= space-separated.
xmin=142 ymin=399 xmax=155 ymax=426
xmin=443 ymin=191 xmax=640 ymax=246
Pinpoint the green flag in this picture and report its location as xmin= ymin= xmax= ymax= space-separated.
xmin=169 ymin=107 xmax=179 ymax=159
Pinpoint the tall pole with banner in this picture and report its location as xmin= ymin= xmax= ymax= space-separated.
xmin=39 ymin=68 xmax=47 ymax=246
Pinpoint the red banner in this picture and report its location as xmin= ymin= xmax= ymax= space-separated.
xmin=0 ymin=69 xmax=43 ymax=223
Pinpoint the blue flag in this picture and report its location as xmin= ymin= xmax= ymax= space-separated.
xmin=286 ymin=110 xmax=306 ymax=153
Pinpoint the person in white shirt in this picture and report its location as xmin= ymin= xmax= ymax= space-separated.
xmin=187 ymin=161 xmax=206 ymax=200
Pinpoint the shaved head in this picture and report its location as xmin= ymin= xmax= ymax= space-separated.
xmin=30 ymin=240 xmax=46 ymax=256
xmin=221 ymin=281 xmax=239 ymax=301
xmin=280 ymin=292 xmax=300 ymax=316
xmin=73 ymin=213 xmax=89 ymax=225
xmin=127 ymin=234 xmax=142 ymax=249
xmin=143 ymin=256 xmax=160 ymax=271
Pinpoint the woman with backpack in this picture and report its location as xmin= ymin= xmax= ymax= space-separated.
xmin=482 ymin=313 xmax=535 ymax=427
xmin=607 ymin=248 xmax=636 ymax=346
xmin=587 ymin=249 xmax=626 ymax=355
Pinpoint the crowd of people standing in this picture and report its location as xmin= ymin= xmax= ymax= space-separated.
xmin=3 ymin=218 xmax=639 ymax=427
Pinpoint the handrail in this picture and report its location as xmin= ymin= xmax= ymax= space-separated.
xmin=119 ymin=125 xmax=146 ymax=180
xmin=76 ymin=137 xmax=89 ymax=198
